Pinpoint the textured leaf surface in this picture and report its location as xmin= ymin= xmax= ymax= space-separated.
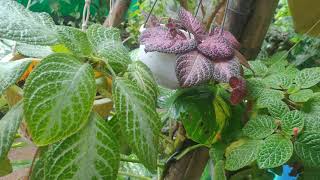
xmin=113 ymin=77 xmax=161 ymax=171
xmin=263 ymin=73 xmax=294 ymax=89
xmin=0 ymin=60 xmax=31 ymax=95
xmin=0 ymin=102 xmax=23 ymax=161
xmin=256 ymin=89 xmax=284 ymax=108
xmin=24 ymin=53 xmax=96 ymax=145
xmin=229 ymin=77 xmax=247 ymax=105
xmin=289 ymin=89 xmax=314 ymax=102
xmin=294 ymin=67 xmax=320 ymax=88
xmin=39 ymin=113 xmax=120 ymax=179
xmin=214 ymin=160 xmax=227 ymax=180
xmin=225 ymin=139 xmax=263 ymax=171
xmin=243 ymin=115 xmax=277 ymax=139
xmin=178 ymin=7 xmax=206 ymax=40
xmin=87 ymin=24 xmax=131 ymax=73
xmin=198 ymin=36 xmax=234 ymax=60
xmin=212 ymin=58 xmax=241 ymax=83
xmin=267 ymin=100 xmax=290 ymax=118
xmin=127 ymin=61 xmax=158 ymax=100
xmin=248 ymin=60 xmax=268 ymax=77
xmin=210 ymin=27 xmax=240 ymax=50
xmin=295 ymin=132 xmax=320 ymax=167
xmin=257 ymin=134 xmax=293 ymax=168
xmin=175 ymin=51 xmax=213 ymax=87
xmin=280 ymin=110 xmax=304 ymax=135
xmin=16 ymin=43 xmax=53 ymax=58
xmin=57 ymin=26 xmax=92 ymax=56
xmin=0 ymin=1 xmax=58 ymax=45
xmin=140 ymin=26 xmax=197 ymax=54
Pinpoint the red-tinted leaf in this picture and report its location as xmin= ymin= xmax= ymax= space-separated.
xmin=178 ymin=7 xmax=207 ymax=41
xmin=212 ymin=57 xmax=241 ymax=83
xmin=140 ymin=26 xmax=197 ymax=54
xmin=229 ymin=77 xmax=247 ymax=105
xmin=176 ymin=51 xmax=213 ymax=87
xmin=210 ymin=27 xmax=240 ymax=50
xmin=198 ymin=35 xmax=234 ymax=60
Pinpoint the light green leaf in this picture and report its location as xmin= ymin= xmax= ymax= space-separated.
xmin=268 ymin=59 xmax=288 ymax=74
xmin=56 ymin=26 xmax=92 ymax=57
xmin=246 ymin=60 xmax=268 ymax=77
xmin=127 ymin=61 xmax=158 ymax=100
xmin=257 ymin=134 xmax=293 ymax=169
xmin=243 ymin=115 xmax=277 ymax=139
xmin=24 ymin=53 xmax=96 ymax=146
xmin=295 ymin=132 xmax=320 ymax=167
xmin=289 ymin=89 xmax=314 ymax=102
xmin=113 ymin=77 xmax=161 ymax=171
xmin=129 ymin=48 xmax=140 ymax=61
xmin=267 ymin=100 xmax=289 ymax=119
xmin=214 ymin=160 xmax=227 ymax=180
xmin=264 ymin=51 xmax=287 ymax=66
xmin=87 ymin=24 xmax=131 ymax=73
xmin=0 ymin=1 xmax=58 ymax=45
xmin=256 ymin=89 xmax=284 ymax=108
xmin=39 ymin=113 xmax=120 ymax=179
xmin=0 ymin=60 xmax=31 ymax=95
xmin=263 ymin=73 xmax=293 ymax=89
xmin=246 ymin=78 xmax=265 ymax=99
xmin=280 ymin=110 xmax=304 ymax=135
xmin=304 ymin=115 xmax=320 ymax=133
xmin=225 ymin=139 xmax=263 ymax=171
xmin=210 ymin=142 xmax=226 ymax=162
xmin=0 ymin=102 xmax=23 ymax=161
xmin=0 ymin=156 xmax=12 ymax=177
xmin=16 ymin=43 xmax=53 ymax=58
xmin=294 ymin=67 xmax=320 ymax=88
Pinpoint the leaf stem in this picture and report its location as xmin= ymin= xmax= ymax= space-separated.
xmin=120 ymin=156 xmax=164 ymax=168
xmin=28 ymin=148 xmax=39 ymax=177
xmin=105 ymin=61 xmax=117 ymax=77
xmin=175 ymin=144 xmax=206 ymax=160
xmin=118 ymin=171 xmax=152 ymax=180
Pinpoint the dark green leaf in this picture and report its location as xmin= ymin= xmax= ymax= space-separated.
xmin=267 ymin=100 xmax=289 ymax=118
xmin=24 ymin=53 xmax=96 ymax=145
xmin=280 ymin=110 xmax=304 ymax=135
xmin=257 ymin=134 xmax=293 ymax=168
xmin=243 ymin=115 xmax=277 ymax=139
xmin=295 ymin=132 xmax=320 ymax=167
xmin=0 ymin=156 xmax=12 ymax=177
xmin=214 ymin=160 xmax=227 ymax=180
xmin=256 ymin=89 xmax=284 ymax=108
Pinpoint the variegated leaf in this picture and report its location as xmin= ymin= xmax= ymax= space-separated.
xmin=212 ymin=58 xmax=241 ymax=83
xmin=175 ymin=51 xmax=213 ymax=87
xmin=198 ymin=35 xmax=234 ymax=60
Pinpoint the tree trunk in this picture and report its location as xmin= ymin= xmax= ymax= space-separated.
xmin=103 ymin=0 xmax=131 ymax=27
xmin=163 ymin=147 xmax=209 ymax=180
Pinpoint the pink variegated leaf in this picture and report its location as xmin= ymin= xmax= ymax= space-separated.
xmin=176 ymin=51 xmax=213 ymax=87
xmin=178 ymin=7 xmax=207 ymax=41
xmin=212 ymin=57 xmax=241 ymax=83
xmin=198 ymin=35 xmax=234 ymax=60
xmin=140 ymin=26 xmax=197 ymax=54
xmin=210 ymin=27 xmax=240 ymax=50
xmin=229 ymin=77 xmax=247 ymax=105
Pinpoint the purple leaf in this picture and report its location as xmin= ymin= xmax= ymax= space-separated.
xmin=229 ymin=77 xmax=247 ymax=105
xmin=210 ymin=27 xmax=240 ymax=50
xmin=140 ymin=26 xmax=197 ymax=54
xmin=197 ymin=35 xmax=234 ymax=60
xmin=176 ymin=51 xmax=213 ymax=87
xmin=212 ymin=57 xmax=241 ymax=83
xmin=178 ymin=7 xmax=207 ymax=41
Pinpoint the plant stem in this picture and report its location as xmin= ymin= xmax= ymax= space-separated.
xmin=105 ymin=62 xmax=117 ymax=77
xmin=118 ymin=171 xmax=152 ymax=180
xmin=28 ymin=148 xmax=39 ymax=177
xmin=120 ymin=156 xmax=164 ymax=168
xmin=220 ymin=0 xmax=230 ymax=35
xmin=175 ymin=144 xmax=206 ymax=160
xmin=144 ymin=0 xmax=158 ymax=27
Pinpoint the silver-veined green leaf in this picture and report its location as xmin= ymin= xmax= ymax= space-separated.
xmin=256 ymin=89 xmax=284 ymax=108
xmin=280 ymin=110 xmax=304 ymax=135
xmin=24 ymin=53 xmax=96 ymax=146
xmin=295 ymin=132 xmax=320 ymax=167
xmin=0 ymin=102 xmax=23 ymax=161
xmin=127 ymin=61 xmax=158 ymax=100
xmin=0 ymin=59 xmax=31 ymax=95
xmin=243 ymin=115 xmax=277 ymax=139
xmin=294 ymin=67 xmax=320 ymax=88
xmin=225 ymin=139 xmax=263 ymax=171
xmin=0 ymin=1 xmax=58 ymax=45
xmin=87 ymin=24 xmax=131 ymax=73
xmin=289 ymin=89 xmax=314 ymax=103
xmin=113 ymin=77 xmax=160 ymax=171
xmin=16 ymin=43 xmax=53 ymax=58
xmin=267 ymin=100 xmax=289 ymax=119
xmin=56 ymin=26 xmax=92 ymax=57
xmin=38 ymin=113 xmax=120 ymax=180
xmin=257 ymin=134 xmax=293 ymax=169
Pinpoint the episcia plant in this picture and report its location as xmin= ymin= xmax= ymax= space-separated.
xmin=0 ymin=0 xmax=320 ymax=179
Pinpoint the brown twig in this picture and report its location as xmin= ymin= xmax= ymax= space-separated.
xmin=178 ymin=0 xmax=189 ymax=11
xmin=28 ymin=148 xmax=39 ymax=179
xmin=205 ymin=0 xmax=226 ymax=31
